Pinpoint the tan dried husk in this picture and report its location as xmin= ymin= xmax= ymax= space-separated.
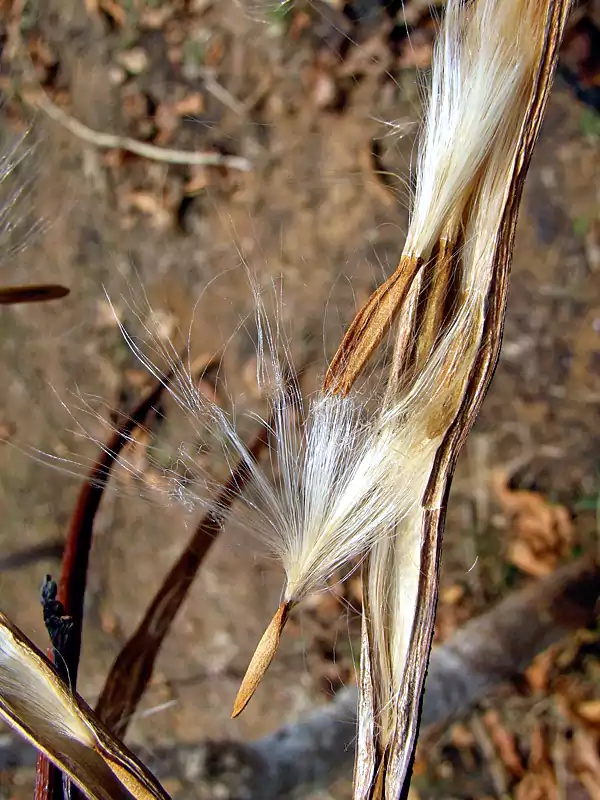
xmin=0 ymin=614 xmax=171 ymax=800
xmin=346 ymin=2 xmax=573 ymax=797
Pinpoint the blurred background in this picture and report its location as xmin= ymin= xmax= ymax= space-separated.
xmin=0 ymin=0 xmax=599 ymax=797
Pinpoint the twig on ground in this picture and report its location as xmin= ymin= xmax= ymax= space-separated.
xmin=21 ymin=89 xmax=252 ymax=172
xmin=200 ymin=71 xmax=247 ymax=117
xmin=469 ymin=714 xmax=510 ymax=796
xmin=7 ymin=6 xmax=248 ymax=172
xmin=0 ymin=541 xmax=63 ymax=570
xmin=149 ymin=556 xmax=600 ymax=798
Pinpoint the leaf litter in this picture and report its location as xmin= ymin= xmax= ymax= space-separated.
xmin=0 ymin=0 xmax=599 ymax=798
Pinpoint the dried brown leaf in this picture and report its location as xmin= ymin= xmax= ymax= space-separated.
xmin=524 ymin=647 xmax=556 ymax=693
xmin=577 ymin=700 xmax=600 ymax=725
xmin=483 ymin=709 xmax=525 ymax=778
xmin=572 ymin=727 xmax=600 ymax=793
xmin=507 ymin=538 xmax=556 ymax=576
xmin=494 ymin=471 xmax=574 ymax=575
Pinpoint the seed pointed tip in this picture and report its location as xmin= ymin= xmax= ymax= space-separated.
xmin=231 ymin=601 xmax=289 ymax=719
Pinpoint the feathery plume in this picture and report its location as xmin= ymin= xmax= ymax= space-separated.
xmin=234 ymin=0 xmax=571 ymax=721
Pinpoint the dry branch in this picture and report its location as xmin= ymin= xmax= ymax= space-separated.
xmin=0 ymin=541 xmax=63 ymax=570
xmin=95 ymin=417 xmax=273 ymax=736
xmin=153 ymin=557 xmax=600 ymax=798
xmin=58 ymin=373 xmax=175 ymax=682
xmin=0 ymin=558 xmax=596 ymax=797
xmin=22 ymin=89 xmax=252 ymax=172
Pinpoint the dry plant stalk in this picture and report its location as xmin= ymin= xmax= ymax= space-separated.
xmin=345 ymin=1 xmax=571 ymax=797
xmin=234 ymin=2 xmax=572 ymax=799
xmin=95 ymin=412 xmax=273 ymax=735
xmin=29 ymin=360 xmax=180 ymax=799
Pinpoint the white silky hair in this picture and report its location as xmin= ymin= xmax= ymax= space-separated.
xmin=0 ymin=623 xmax=94 ymax=747
xmin=404 ymin=0 xmax=544 ymax=258
xmin=0 ymin=125 xmax=44 ymax=264
xmin=233 ymin=0 xmax=295 ymax=22
xmin=0 ymin=619 xmax=170 ymax=800
xmin=99 ymin=0 xmax=547 ymax=630
xmin=111 ymin=282 xmax=456 ymax=606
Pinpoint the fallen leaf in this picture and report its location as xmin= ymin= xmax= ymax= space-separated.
xmin=493 ymin=471 xmax=574 ymax=576
xmin=123 ymin=191 xmax=173 ymax=229
xmin=514 ymin=722 xmax=557 ymax=800
xmin=0 ymin=419 xmax=16 ymax=442
xmin=184 ymin=168 xmax=209 ymax=195
xmin=451 ymin=722 xmax=476 ymax=749
xmin=572 ymin=726 xmax=600 ymax=794
xmin=141 ymin=5 xmax=173 ymax=28
xmin=117 ymin=47 xmax=150 ymax=76
xmin=483 ymin=709 xmax=525 ymax=778
xmin=514 ymin=771 xmax=558 ymax=800
xmin=122 ymin=89 xmax=151 ymax=122
xmin=154 ymin=102 xmax=180 ymax=145
xmin=577 ymin=700 xmax=600 ymax=725
xmin=441 ymin=584 xmax=465 ymax=605
xmin=174 ymin=93 xmax=205 ymax=117
xmin=398 ymin=29 xmax=435 ymax=70
xmin=507 ymin=538 xmax=555 ymax=576
xmin=525 ymin=647 xmax=556 ymax=693
xmin=98 ymin=0 xmax=126 ymax=26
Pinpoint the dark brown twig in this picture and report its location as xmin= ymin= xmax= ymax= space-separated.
xmin=0 ymin=556 xmax=596 ymax=796
xmin=0 ymin=285 xmax=70 ymax=304
xmin=59 ymin=373 xmax=174 ymax=681
xmin=95 ymin=418 xmax=272 ymax=736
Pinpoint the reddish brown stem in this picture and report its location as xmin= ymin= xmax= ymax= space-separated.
xmin=34 ymin=373 xmax=173 ymax=800
xmin=95 ymin=418 xmax=272 ymax=736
